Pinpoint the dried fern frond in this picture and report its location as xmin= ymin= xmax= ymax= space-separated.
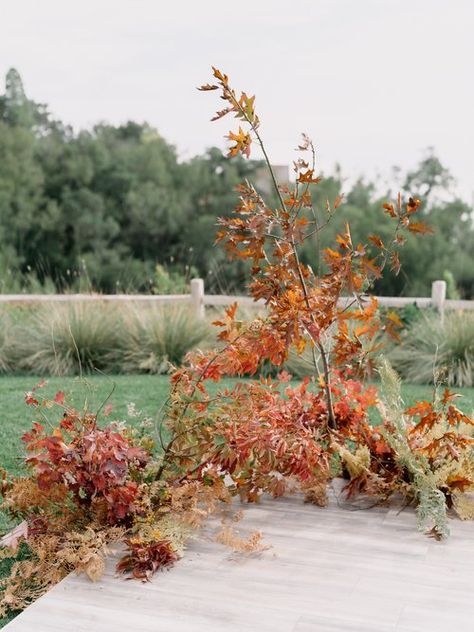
xmin=0 ymin=525 xmax=124 ymax=616
xmin=338 ymin=444 xmax=371 ymax=480
xmin=215 ymin=525 xmax=269 ymax=553
xmin=302 ymin=469 xmax=329 ymax=507
xmin=167 ymin=478 xmax=231 ymax=528
xmin=56 ymin=527 xmax=124 ymax=581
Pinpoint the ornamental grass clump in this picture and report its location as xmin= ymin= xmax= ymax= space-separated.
xmin=389 ymin=311 xmax=474 ymax=387
xmin=117 ymin=304 xmax=211 ymax=374
xmin=15 ymin=302 xmax=120 ymax=375
xmin=0 ymin=310 xmax=15 ymax=373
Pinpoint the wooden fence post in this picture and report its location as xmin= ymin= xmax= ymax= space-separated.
xmin=431 ymin=280 xmax=446 ymax=323
xmin=190 ymin=278 xmax=205 ymax=320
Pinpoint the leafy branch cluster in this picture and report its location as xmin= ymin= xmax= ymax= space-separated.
xmin=0 ymin=384 xmax=235 ymax=615
xmin=1 ymin=68 xmax=473 ymax=619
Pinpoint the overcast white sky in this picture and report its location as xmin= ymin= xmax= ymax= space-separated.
xmin=1 ymin=0 xmax=473 ymax=199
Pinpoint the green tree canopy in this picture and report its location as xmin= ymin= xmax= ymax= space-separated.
xmin=0 ymin=69 xmax=472 ymax=297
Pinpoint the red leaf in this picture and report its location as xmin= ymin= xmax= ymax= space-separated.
xmin=24 ymin=392 xmax=39 ymax=406
xmin=103 ymin=403 xmax=113 ymax=417
xmin=54 ymin=391 xmax=65 ymax=406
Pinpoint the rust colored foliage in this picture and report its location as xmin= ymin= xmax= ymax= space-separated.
xmin=2 ymin=67 xmax=472 ymax=619
xmin=157 ymin=67 xmax=473 ymax=539
xmin=155 ymin=66 xmax=431 ymax=493
xmin=116 ymin=538 xmax=178 ymax=581
xmin=22 ymin=401 xmax=149 ymax=526
xmin=0 ymin=390 xmax=165 ymax=615
xmin=166 ymin=309 xmax=380 ymax=500
xmin=406 ymin=394 xmax=474 ymax=467
xmin=197 ymin=67 xmax=431 ymax=430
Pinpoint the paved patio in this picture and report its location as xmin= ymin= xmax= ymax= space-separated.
xmin=4 ymin=482 xmax=473 ymax=631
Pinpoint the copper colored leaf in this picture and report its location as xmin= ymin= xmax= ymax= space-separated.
xmin=406 ymin=197 xmax=421 ymax=214
xmin=407 ymin=221 xmax=433 ymax=235
xmin=226 ymin=127 xmax=252 ymax=158
xmin=198 ymin=83 xmax=219 ymax=91
xmin=383 ymin=202 xmax=397 ymax=218
xmin=390 ymin=251 xmax=401 ymax=275
xmin=368 ymin=234 xmax=385 ymax=249
xmin=211 ymin=107 xmax=231 ymax=121
xmin=333 ymin=194 xmax=344 ymax=209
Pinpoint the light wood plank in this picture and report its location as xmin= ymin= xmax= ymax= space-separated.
xmin=4 ymin=482 xmax=473 ymax=631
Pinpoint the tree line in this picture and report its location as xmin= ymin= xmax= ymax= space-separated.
xmin=0 ymin=68 xmax=472 ymax=297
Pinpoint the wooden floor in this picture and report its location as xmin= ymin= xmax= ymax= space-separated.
xmin=4 ymin=481 xmax=474 ymax=632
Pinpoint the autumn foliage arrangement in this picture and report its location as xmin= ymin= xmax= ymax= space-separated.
xmin=1 ymin=67 xmax=473 ymax=618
